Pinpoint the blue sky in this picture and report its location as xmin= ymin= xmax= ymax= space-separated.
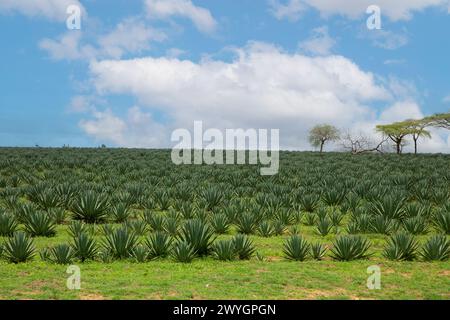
xmin=0 ymin=0 xmax=449 ymax=152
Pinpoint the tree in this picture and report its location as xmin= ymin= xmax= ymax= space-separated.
xmin=425 ymin=112 xmax=450 ymax=130
xmin=309 ymin=124 xmax=340 ymax=153
xmin=402 ymin=119 xmax=432 ymax=154
xmin=376 ymin=123 xmax=413 ymax=154
xmin=340 ymin=130 xmax=387 ymax=154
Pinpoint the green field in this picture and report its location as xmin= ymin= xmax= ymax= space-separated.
xmin=0 ymin=148 xmax=449 ymax=300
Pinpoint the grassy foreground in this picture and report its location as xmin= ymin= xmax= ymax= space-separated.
xmin=1 ymin=225 xmax=448 ymax=300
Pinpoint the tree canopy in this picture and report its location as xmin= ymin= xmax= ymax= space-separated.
xmin=309 ymin=124 xmax=340 ymax=153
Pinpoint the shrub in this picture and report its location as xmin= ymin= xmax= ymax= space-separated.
xmin=212 ymin=239 xmax=236 ymax=261
xmin=232 ymin=234 xmax=255 ymax=260
xmin=0 ymin=210 xmax=18 ymax=236
xmin=283 ymin=235 xmax=310 ymax=261
xmin=72 ymin=232 xmax=97 ymax=262
xmin=102 ymin=227 xmax=138 ymax=259
xmin=2 ymin=232 xmax=35 ymax=263
xmin=178 ymin=219 xmax=216 ymax=256
xmin=145 ymin=231 xmax=172 ymax=259
xmin=23 ymin=211 xmax=56 ymax=237
xmin=383 ymin=232 xmax=419 ymax=261
xmin=171 ymin=241 xmax=195 ymax=263
xmin=331 ymin=235 xmax=372 ymax=261
xmin=72 ymin=191 xmax=109 ymax=223
xmin=420 ymin=235 xmax=450 ymax=261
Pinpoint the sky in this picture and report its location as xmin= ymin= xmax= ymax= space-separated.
xmin=0 ymin=0 xmax=450 ymax=152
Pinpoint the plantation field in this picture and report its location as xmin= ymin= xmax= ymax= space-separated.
xmin=0 ymin=148 xmax=449 ymax=300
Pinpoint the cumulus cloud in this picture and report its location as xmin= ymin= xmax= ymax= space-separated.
xmin=298 ymin=26 xmax=336 ymax=55
xmin=86 ymin=42 xmax=395 ymax=149
xmin=269 ymin=0 xmax=449 ymax=21
xmin=0 ymin=0 xmax=85 ymax=21
xmin=361 ymin=29 xmax=409 ymax=50
xmin=145 ymin=0 xmax=217 ymax=33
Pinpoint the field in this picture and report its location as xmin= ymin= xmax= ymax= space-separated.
xmin=0 ymin=148 xmax=449 ymax=300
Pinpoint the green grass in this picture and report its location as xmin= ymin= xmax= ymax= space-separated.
xmin=1 ymin=224 xmax=448 ymax=300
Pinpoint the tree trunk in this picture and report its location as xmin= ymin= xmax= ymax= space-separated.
xmin=414 ymin=137 xmax=418 ymax=155
xmin=396 ymin=141 xmax=401 ymax=154
xmin=320 ymin=140 xmax=325 ymax=153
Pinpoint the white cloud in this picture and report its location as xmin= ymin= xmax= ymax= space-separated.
xmin=298 ymin=26 xmax=336 ymax=55
xmin=80 ymin=107 xmax=168 ymax=148
xmin=98 ymin=17 xmax=166 ymax=59
xmin=0 ymin=0 xmax=86 ymax=21
xmin=363 ymin=29 xmax=409 ymax=50
xmin=443 ymin=95 xmax=450 ymax=103
xmin=145 ymin=0 xmax=217 ymax=33
xmin=269 ymin=0 xmax=449 ymax=21
xmin=87 ymin=42 xmax=394 ymax=149
xmin=40 ymin=17 xmax=166 ymax=61
xmin=269 ymin=0 xmax=305 ymax=21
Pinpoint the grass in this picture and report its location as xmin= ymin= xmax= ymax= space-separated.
xmin=1 ymin=224 xmax=449 ymax=300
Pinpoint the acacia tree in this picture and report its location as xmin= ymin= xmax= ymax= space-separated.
xmin=309 ymin=124 xmax=340 ymax=153
xmin=376 ymin=123 xmax=413 ymax=154
xmin=402 ymin=119 xmax=432 ymax=154
xmin=426 ymin=112 xmax=450 ymax=130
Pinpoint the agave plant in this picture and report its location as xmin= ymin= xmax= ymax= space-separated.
xmin=124 ymin=220 xmax=148 ymax=236
xmin=110 ymin=202 xmax=132 ymax=223
xmin=171 ymin=240 xmax=195 ymax=263
xmin=210 ymin=213 xmax=230 ymax=234
xmin=47 ymin=244 xmax=74 ymax=264
xmin=311 ymin=242 xmax=328 ymax=261
xmin=303 ymin=212 xmax=317 ymax=226
xmin=235 ymin=212 xmax=258 ymax=235
xmin=102 ymin=227 xmax=138 ymax=260
xmin=71 ymin=191 xmax=109 ymax=223
xmin=144 ymin=212 xmax=166 ymax=232
xmin=403 ymin=216 xmax=428 ymax=235
xmin=132 ymin=245 xmax=149 ymax=263
xmin=200 ymin=187 xmax=224 ymax=210
xmin=164 ymin=218 xmax=179 ymax=236
xmin=329 ymin=209 xmax=344 ymax=227
xmin=433 ymin=209 xmax=450 ymax=234
xmin=2 ymin=231 xmax=35 ymax=263
xmin=145 ymin=231 xmax=172 ymax=259
xmin=330 ymin=235 xmax=372 ymax=261
xmin=72 ymin=232 xmax=97 ymax=262
xmin=283 ymin=235 xmax=310 ymax=261
xmin=48 ymin=207 xmax=67 ymax=224
xmin=23 ymin=211 xmax=56 ymax=237
xmin=0 ymin=210 xmax=18 ymax=237
xmin=257 ymin=220 xmax=274 ymax=237
xmin=68 ymin=220 xmax=91 ymax=237
xmin=369 ymin=215 xmax=397 ymax=235
xmin=369 ymin=195 xmax=405 ymax=220
xmin=299 ymin=194 xmax=319 ymax=212
xmin=420 ymin=235 xmax=450 ymax=261
xmin=383 ymin=232 xmax=419 ymax=261
xmin=315 ymin=217 xmax=333 ymax=237
xmin=212 ymin=239 xmax=236 ymax=261
xmin=322 ymin=188 xmax=347 ymax=206
xmin=178 ymin=219 xmax=216 ymax=256
xmin=272 ymin=219 xmax=286 ymax=236
xmin=232 ymin=234 xmax=255 ymax=260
